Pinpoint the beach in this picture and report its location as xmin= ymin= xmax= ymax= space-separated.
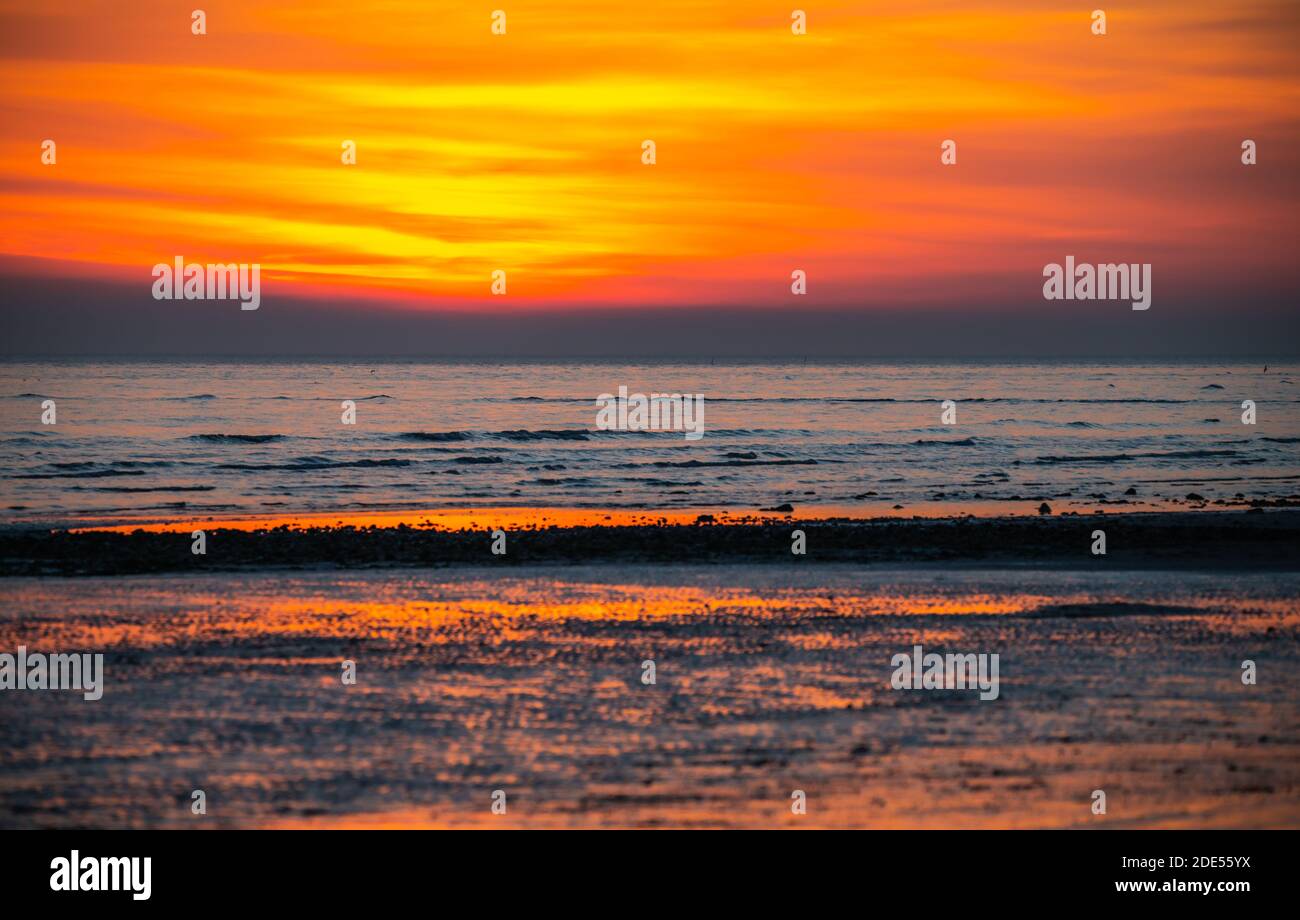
xmin=2 ymin=359 xmax=1298 ymax=829
xmin=2 ymin=560 xmax=1297 ymax=829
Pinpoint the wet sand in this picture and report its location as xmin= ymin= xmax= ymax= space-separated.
xmin=1 ymin=564 xmax=1297 ymax=829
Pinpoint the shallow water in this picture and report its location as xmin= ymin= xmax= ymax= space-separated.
xmin=1 ymin=359 xmax=1297 ymax=525
xmin=2 ymin=565 xmax=1296 ymax=828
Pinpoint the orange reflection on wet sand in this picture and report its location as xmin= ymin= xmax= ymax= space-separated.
xmin=2 ymin=567 xmax=1297 ymax=829
xmin=67 ymin=499 xmax=1208 ymax=534
xmin=8 ymin=574 xmax=1296 ymax=653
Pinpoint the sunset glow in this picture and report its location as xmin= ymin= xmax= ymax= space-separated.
xmin=3 ymin=0 xmax=1300 ymax=854
xmin=3 ymin=0 xmax=1297 ymax=308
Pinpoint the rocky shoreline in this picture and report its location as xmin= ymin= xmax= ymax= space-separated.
xmin=2 ymin=509 xmax=1297 ymax=577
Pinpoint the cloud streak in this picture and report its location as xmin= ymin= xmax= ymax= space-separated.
xmin=1 ymin=0 xmax=1297 ymax=313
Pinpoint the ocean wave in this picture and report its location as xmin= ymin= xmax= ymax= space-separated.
xmin=75 ymin=485 xmax=216 ymax=493
xmin=216 ymin=457 xmax=412 ymax=471
xmin=189 ymin=433 xmax=285 ymax=444
xmin=396 ymin=428 xmax=600 ymax=442
xmin=50 ymin=460 xmax=176 ymax=469
xmin=617 ymin=477 xmax=706 ymax=486
xmin=1033 ymin=448 xmax=1241 ymax=464
xmin=394 ymin=431 xmax=469 ymax=442
xmin=244 ymin=394 xmax=396 ymax=402
xmin=12 ymin=469 xmax=146 ymax=479
xmin=391 ymin=427 xmax=813 ymax=442
xmin=496 ymin=428 xmax=593 ymax=441
xmin=638 ymin=458 xmax=823 ymax=469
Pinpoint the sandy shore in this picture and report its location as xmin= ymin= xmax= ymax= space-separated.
xmin=1 ymin=564 xmax=1296 ymax=829
xmin=3 ymin=507 xmax=1296 ymax=828
xmin=2 ymin=508 xmax=1297 ymax=576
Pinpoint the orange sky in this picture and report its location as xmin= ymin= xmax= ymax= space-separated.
xmin=1 ymin=0 xmax=1297 ymax=309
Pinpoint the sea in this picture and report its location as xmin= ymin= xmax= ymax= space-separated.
xmin=1 ymin=358 xmax=1297 ymax=525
